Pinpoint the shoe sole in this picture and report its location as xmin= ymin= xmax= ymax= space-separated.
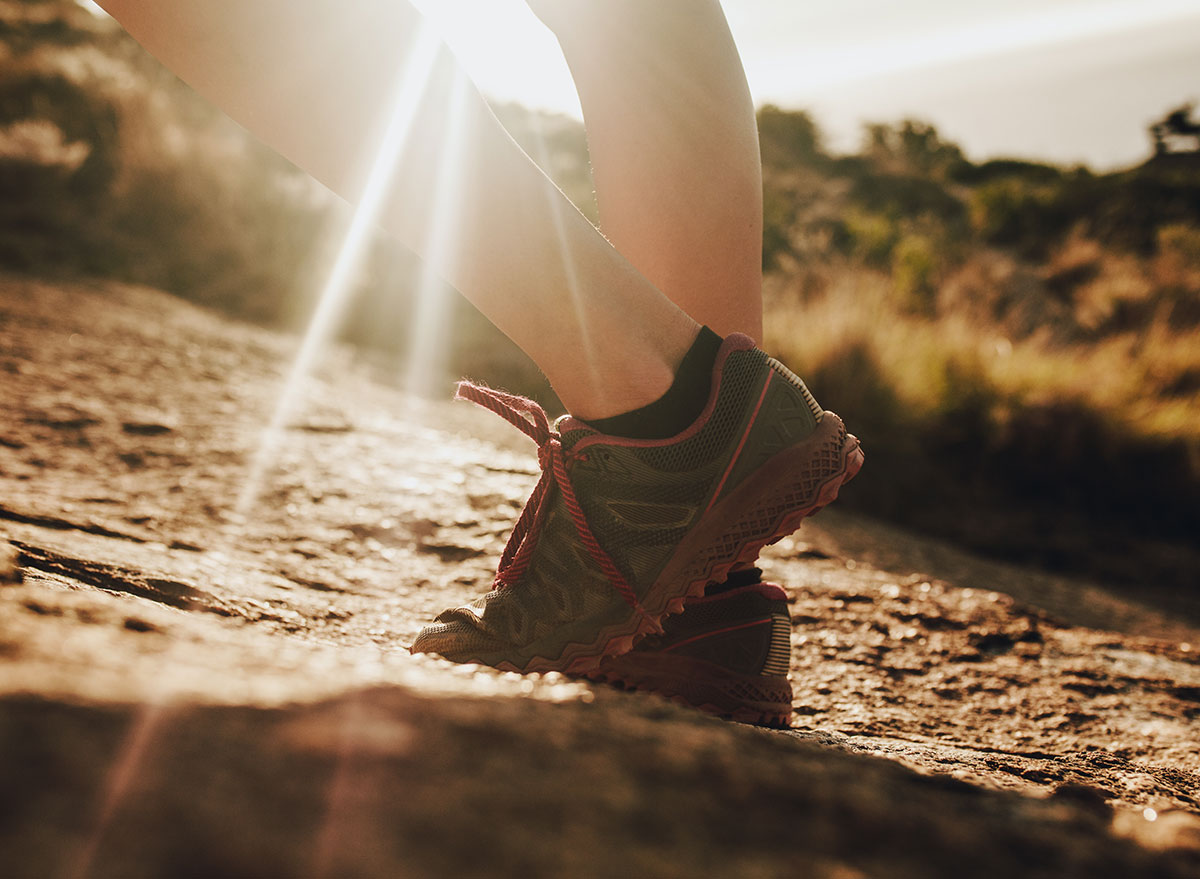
xmin=485 ymin=413 xmax=863 ymax=675
xmin=587 ymin=653 xmax=794 ymax=728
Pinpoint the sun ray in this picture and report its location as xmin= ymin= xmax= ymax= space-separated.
xmin=234 ymin=22 xmax=445 ymax=519
xmin=309 ymin=700 xmax=361 ymax=878
xmin=65 ymin=706 xmax=164 ymax=879
xmin=522 ymin=110 xmax=603 ymax=403
xmin=404 ymin=67 xmax=473 ymax=402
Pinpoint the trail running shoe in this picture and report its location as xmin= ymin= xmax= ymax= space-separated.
xmin=589 ymin=572 xmax=794 ymax=727
xmin=411 ymin=333 xmax=863 ymax=674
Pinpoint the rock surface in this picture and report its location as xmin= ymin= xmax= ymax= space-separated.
xmin=1 ymin=276 xmax=1198 ymax=878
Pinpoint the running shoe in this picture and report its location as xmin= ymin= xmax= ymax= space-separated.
xmin=589 ymin=570 xmax=794 ymax=727
xmin=411 ymin=333 xmax=862 ymax=673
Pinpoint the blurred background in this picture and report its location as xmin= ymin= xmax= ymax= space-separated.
xmin=1 ymin=0 xmax=1197 ymax=596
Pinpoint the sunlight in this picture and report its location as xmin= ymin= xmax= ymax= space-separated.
xmin=235 ymin=22 xmax=445 ymax=518
xmin=743 ymin=0 xmax=1200 ymax=96
xmin=65 ymin=706 xmax=163 ymax=879
xmin=522 ymin=110 xmax=602 ymax=398
xmin=310 ymin=699 xmax=363 ymax=876
xmin=391 ymin=0 xmax=1200 ymax=121
xmin=406 ymin=0 xmax=580 ymax=117
xmin=403 ymin=67 xmax=472 ymax=401
xmin=74 ymin=0 xmax=105 ymax=17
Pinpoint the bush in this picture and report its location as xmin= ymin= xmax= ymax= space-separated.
xmin=761 ymin=184 xmax=797 ymax=270
xmin=848 ymin=172 xmax=967 ymax=228
xmin=758 ymin=105 xmax=825 ymax=170
xmin=891 ymin=234 xmax=939 ymax=314
xmin=969 ymin=179 xmax=1078 ymax=256
xmin=837 ymin=210 xmax=898 ymax=267
xmin=950 ymin=157 xmax=1064 ymax=186
xmin=0 ymin=70 xmax=118 ymax=201
xmin=862 ymin=119 xmax=965 ymax=179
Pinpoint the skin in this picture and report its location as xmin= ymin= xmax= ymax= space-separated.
xmin=528 ymin=0 xmax=764 ymax=342
xmin=94 ymin=0 xmax=762 ymax=418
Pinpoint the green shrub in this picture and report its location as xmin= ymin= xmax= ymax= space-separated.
xmin=851 ymin=173 xmax=964 ymax=223
xmin=1156 ymin=223 xmax=1200 ymax=267
xmin=863 ymin=119 xmax=965 ymax=179
xmin=839 ymin=210 xmax=897 ymax=267
xmin=891 ymin=234 xmax=939 ymax=314
xmin=761 ymin=184 xmax=796 ymax=270
xmin=757 ymin=104 xmax=825 ymax=169
xmin=950 ymin=157 xmax=1064 ymax=186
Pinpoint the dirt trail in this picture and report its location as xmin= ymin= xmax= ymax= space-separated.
xmin=1 ymin=276 xmax=1198 ymax=878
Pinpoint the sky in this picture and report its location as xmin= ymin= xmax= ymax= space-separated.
xmin=407 ymin=0 xmax=1200 ymax=170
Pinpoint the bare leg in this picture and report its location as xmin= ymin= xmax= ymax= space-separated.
xmin=95 ymin=0 xmax=698 ymax=420
xmin=527 ymin=0 xmax=764 ymax=341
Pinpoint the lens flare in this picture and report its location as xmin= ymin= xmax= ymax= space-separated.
xmin=65 ymin=706 xmax=164 ymax=879
xmin=404 ymin=67 xmax=473 ymax=401
xmin=235 ymin=23 xmax=444 ymax=518
xmin=522 ymin=110 xmax=603 ymax=393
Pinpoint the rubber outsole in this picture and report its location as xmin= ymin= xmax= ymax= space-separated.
xmin=473 ymin=414 xmax=863 ymax=675
xmin=587 ymin=653 xmax=794 ymax=728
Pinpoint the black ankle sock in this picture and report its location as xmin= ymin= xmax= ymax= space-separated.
xmin=586 ymin=326 xmax=723 ymax=440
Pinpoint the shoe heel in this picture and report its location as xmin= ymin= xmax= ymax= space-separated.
xmin=767 ymin=356 xmax=824 ymax=424
xmin=668 ymin=414 xmax=861 ymax=597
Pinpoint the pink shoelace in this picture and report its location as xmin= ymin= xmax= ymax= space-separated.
xmin=456 ymin=380 xmax=655 ymax=626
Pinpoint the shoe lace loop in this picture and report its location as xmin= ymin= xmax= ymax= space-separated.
xmin=455 ymin=381 xmax=654 ymax=624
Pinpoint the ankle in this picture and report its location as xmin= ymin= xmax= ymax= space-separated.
xmin=584 ymin=326 xmax=723 ymax=439
xmin=558 ymin=316 xmax=700 ymax=422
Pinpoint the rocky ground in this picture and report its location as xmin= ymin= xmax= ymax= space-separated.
xmin=1 ymin=275 xmax=1198 ymax=878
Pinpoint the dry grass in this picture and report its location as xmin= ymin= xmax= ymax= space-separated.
xmin=767 ymin=248 xmax=1199 ymax=439
xmin=762 ymin=248 xmax=1199 ymax=585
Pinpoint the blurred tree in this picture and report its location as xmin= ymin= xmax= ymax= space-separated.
xmin=757 ymin=104 xmax=824 ymax=169
xmin=864 ymin=119 xmax=965 ymax=179
xmin=1150 ymin=102 xmax=1200 ymax=155
xmin=761 ymin=184 xmax=796 ymax=270
xmin=891 ymin=233 xmax=940 ymax=315
xmin=0 ymin=0 xmax=101 ymax=54
xmin=0 ymin=71 xmax=118 ymax=201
